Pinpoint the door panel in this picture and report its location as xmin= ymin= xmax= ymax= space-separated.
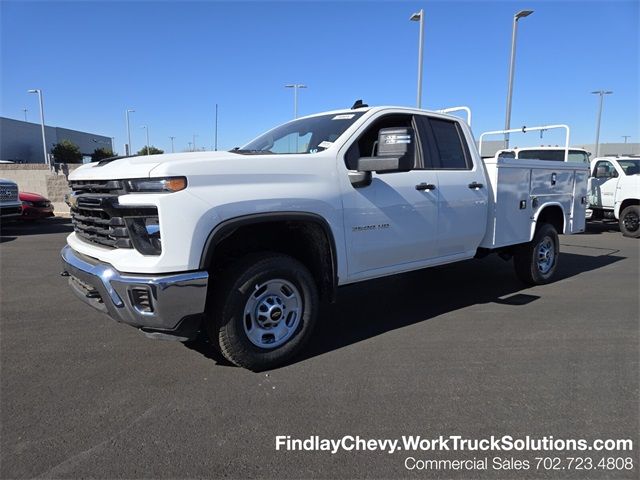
xmin=342 ymin=171 xmax=438 ymax=276
xmin=435 ymin=170 xmax=488 ymax=256
xmin=589 ymin=161 xmax=619 ymax=208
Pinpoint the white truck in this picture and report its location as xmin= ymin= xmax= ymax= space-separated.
xmin=61 ymin=105 xmax=589 ymax=370
xmin=0 ymin=178 xmax=22 ymax=220
xmin=586 ymin=156 xmax=640 ymax=237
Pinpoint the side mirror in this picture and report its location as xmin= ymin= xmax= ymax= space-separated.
xmin=357 ymin=127 xmax=415 ymax=173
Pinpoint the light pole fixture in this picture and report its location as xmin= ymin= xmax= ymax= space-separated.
xmin=591 ymin=90 xmax=613 ymax=158
xmin=170 ymin=136 xmax=176 ymax=153
xmin=23 ymin=108 xmax=28 ymax=122
xmin=504 ymin=9 xmax=534 ymax=148
xmin=125 ymin=109 xmax=135 ymax=155
xmin=141 ymin=125 xmax=150 ymax=155
xmin=27 ymin=89 xmax=49 ymax=168
xmin=410 ymin=9 xmax=425 ymax=108
xmin=285 ymin=84 xmax=307 ymax=119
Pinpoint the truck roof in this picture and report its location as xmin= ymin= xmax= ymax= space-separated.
xmin=295 ymin=105 xmax=465 ymax=123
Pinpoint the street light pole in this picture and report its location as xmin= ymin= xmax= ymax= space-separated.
xmin=591 ymin=90 xmax=613 ymax=158
xmin=285 ymin=84 xmax=307 ymax=119
xmin=192 ymin=134 xmax=198 ymax=151
xmin=23 ymin=108 xmax=28 ymax=121
xmin=214 ymin=103 xmax=218 ymax=151
xmin=27 ymin=89 xmax=49 ymax=168
xmin=410 ymin=9 xmax=425 ymax=108
xmin=141 ymin=125 xmax=150 ymax=155
xmin=504 ymin=9 xmax=534 ymax=148
xmin=170 ymin=136 xmax=175 ymax=153
xmin=126 ymin=109 xmax=135 ymax=155
xmin=622 ymin=135 xmax=630 ymax=144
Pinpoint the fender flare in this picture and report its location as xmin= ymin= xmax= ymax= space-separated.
xmin=199 ymin=211 xmax=339 ymax=296
xmin=530 ymin=202 xmax=566 ymax=240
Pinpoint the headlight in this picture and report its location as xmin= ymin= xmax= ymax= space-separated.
xmin=125 ymin=177 xmax=187 ymax=193
xmin=22 ymin=201 xmax=34 ymax=207
xmin=125 ymin=217 xmax=162 ymax=255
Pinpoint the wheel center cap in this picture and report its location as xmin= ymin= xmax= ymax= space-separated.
xmin=270 ymin=308 xmax=283 ymax=321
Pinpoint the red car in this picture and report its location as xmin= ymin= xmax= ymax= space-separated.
xmin=19 ymin=191 xmax=54 ymax=220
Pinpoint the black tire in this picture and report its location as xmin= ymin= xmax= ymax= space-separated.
xmin=513 ymin=223 xmax=559 ymax=285
xmin=619 ymin=205 xmax=640 ymax=238
xmin=206 ymin=252 xmax=319 ymax=371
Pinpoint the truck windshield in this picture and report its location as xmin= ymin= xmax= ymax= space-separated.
xmin=235 ymin=112 xmax=365 ymax=155
xmin=618 ymin=159 xmax=640 ymax=175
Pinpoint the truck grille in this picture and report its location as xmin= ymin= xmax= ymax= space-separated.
xmin=0 ymin=184 xmax=18 ymax=202
xmin=69 ymin=180 xmax=156 ymax=250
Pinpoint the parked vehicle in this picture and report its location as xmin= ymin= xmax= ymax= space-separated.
xmin=495 ymin=146 xmax=590 ymax=164
xmin=478 ymin=125 xmax=590 ymax=165
xmin=61 ymin=105 xmax=589 ymax=370
xmin=0 ymin=178 xmax=22 ymax=220
xmin=586 ymin=156 xmax=640 ymax=237
xmin=19 ymin=191 xmax=54 ymax=220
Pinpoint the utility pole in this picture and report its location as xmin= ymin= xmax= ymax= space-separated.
xmin=27 ymin=89 xmax=49 ymax=168
xmin=285 ymin=84 xmax=307 ymax=119
xmin=126 ymin=109 xmax=135 ymax=155
xmin=591 ymin=90 xmax=613 ymax=158
xmin=214 ymin=104 xmax=219 ymax=151
xmin=409 ymin=9 xmax=425 ymax=108
xmin=622 ymin=135 xmax=630 ymax=144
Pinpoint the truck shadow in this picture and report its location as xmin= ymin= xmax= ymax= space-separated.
xmin=185 ymin=248 xmax=624 ymax=369
xmin=299 ymin=250 xmax=623 ymax=364
xmin=584 ymin=221 xmax=621 ymax=235
xmin=0 ymin=217 xmax=73 ymax=239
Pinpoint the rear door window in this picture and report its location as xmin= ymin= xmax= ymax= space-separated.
xmin=415 ymin=117 xmax=471 ymax=170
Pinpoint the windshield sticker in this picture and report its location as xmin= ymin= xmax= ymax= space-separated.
xmin=318 ymin=141 xmax=333 ymax=149
xmin=332 ymin=114 xmax=355 ymax=120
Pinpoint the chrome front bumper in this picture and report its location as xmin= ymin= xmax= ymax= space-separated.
xmin=61 ymin=245 xmax=208 ymax=340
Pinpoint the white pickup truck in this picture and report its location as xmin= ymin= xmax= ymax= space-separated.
xmin=586 ymin=156 xmax=640 ymax=237
xmin=0 ymin=178 xmax=22 ymax=220
xmin=61 ymin=105 xmax=588 ymax=370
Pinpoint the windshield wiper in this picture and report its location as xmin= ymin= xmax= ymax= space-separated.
xmin=230 ymin=148 xmax=275 ymax=155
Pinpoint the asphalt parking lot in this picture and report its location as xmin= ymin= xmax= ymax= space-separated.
xmin=1 ymin=219 xmax=638 ymax=479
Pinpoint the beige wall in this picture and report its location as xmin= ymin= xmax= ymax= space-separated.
xmin=0 ymin=164 xmax=79 ymax=215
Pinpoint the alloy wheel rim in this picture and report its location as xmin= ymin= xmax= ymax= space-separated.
xmin=243 ymin=279 xmax=302 ymax=349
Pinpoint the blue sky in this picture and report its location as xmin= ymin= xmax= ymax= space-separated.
xmin=1 ymin=0 xmax=638 ymax=153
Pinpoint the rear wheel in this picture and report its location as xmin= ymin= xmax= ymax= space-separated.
xmin=619 ymin=205 xmax=640 ymax=238
xmin=513 ymin=223 xmax=559 ymax=285
xmin=207 ymin=253 xmax=319 ymax=371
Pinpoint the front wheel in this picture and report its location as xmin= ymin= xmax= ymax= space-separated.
xmin=619 ymin=205 xmax=640 ymax=238
xmin=207 ymin=253 xmax=319 ymax=371
xmin=513 ymin=223 xmax=559 ymax=285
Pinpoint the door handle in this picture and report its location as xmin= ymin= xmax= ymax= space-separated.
xmin=415 ymin=183 xmax=436 ymax=191
xmin=468 ymin=182 xmax=484 ymax=189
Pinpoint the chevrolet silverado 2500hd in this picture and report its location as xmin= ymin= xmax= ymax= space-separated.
xmin=586 ymin=156 xmax=640 ymax=237
xmin=61 ymin=106 xmax=589 ymax=370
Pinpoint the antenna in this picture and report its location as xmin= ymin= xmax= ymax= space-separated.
xmin=351 ymin=99 xmax=368 ymax=109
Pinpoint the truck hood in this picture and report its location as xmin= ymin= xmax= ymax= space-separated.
xmin=69 ymin=151 xmax=236 ymax=180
